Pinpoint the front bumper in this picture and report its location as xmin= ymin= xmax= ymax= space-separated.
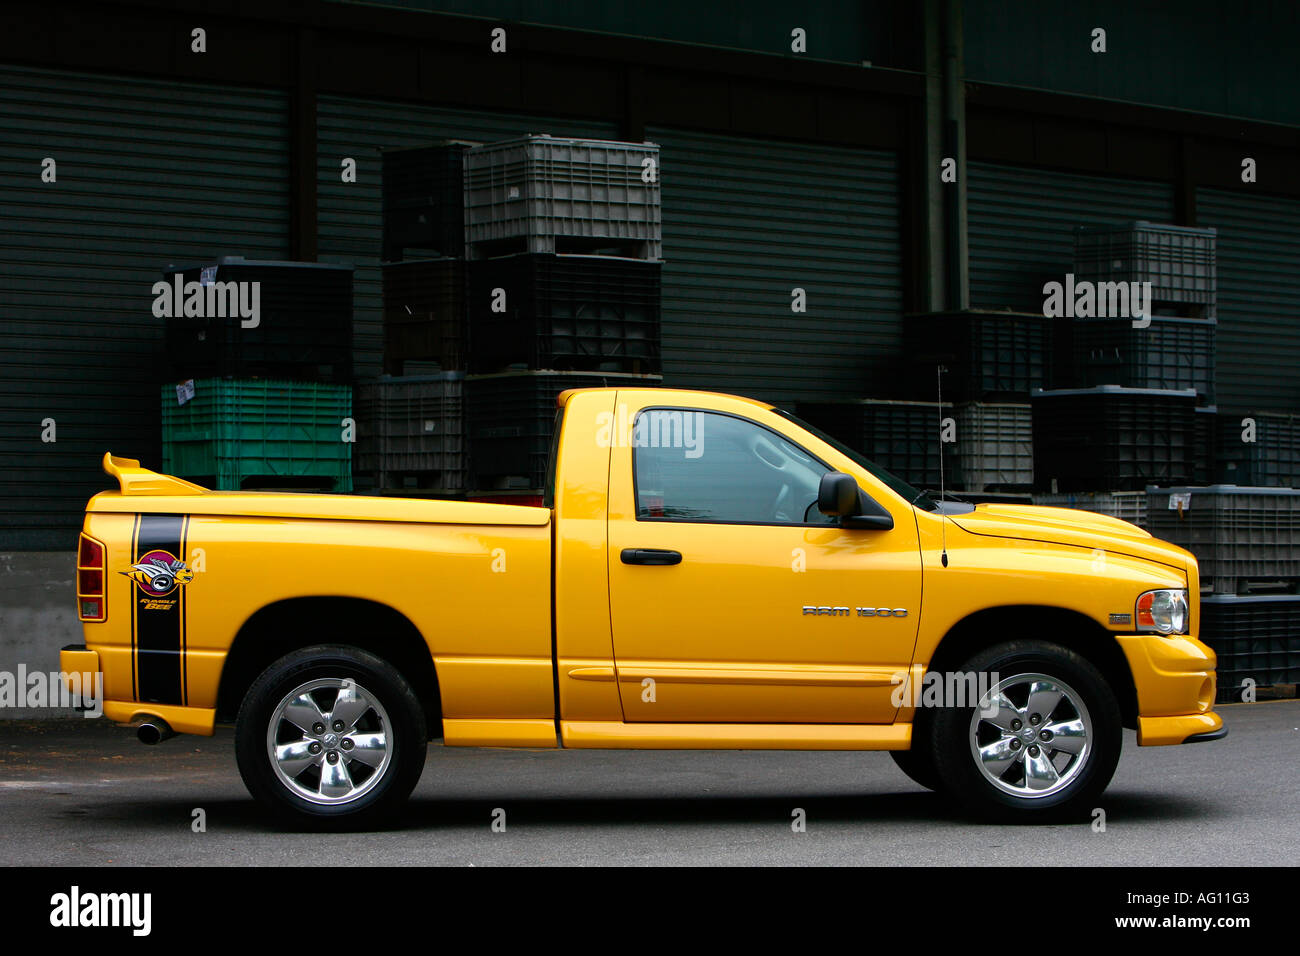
xmin=1116 ymin=634 xmax=1225 ymax=745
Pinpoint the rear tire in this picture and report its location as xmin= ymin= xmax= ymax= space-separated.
xmin=929 ymin=640 xmax=1121 ymax=822
xmin=235 ymin=644 xmax=427 ymax=829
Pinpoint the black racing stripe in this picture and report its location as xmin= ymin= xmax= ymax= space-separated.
xmin=130 ymin=514 xmax=140 ymax=701
xmin=180 ymin=515 xmax=190 ymax=707
xmin=134 ymin=514 xmax=185 ymax=705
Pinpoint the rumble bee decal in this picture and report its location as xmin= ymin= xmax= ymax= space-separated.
xmin=122 ymin=550 xmax=194 ymax=599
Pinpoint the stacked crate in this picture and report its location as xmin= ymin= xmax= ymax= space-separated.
xmin=463 ymin=135 xmax=665 ymax=494
xmin=888 ymin=310 xmax=1044 ymax=496
xmin=1147 ymin=486 xmax=1300 ymax=700
xmin=361 ymin=143 xmax=475 ymax=494
xmin=354 ymin=373 xmax=465 ymax=492
xmin=160 ymin=258 xmax=354 ymax=491
xmin=801 ymin=312 xmax=1042 ymax=496
xmin=1072 ymin=221 xmax=1216 ymax=319
xmin=1031 ymin=223 xmax=1219 ymax=520
xmin=1032 ymin=386 xmax=1199 ymax=492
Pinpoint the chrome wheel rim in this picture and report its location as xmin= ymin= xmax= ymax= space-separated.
xmin=969 ymin=672 xmax=1092 ymax=799
xmin=266 ymin=678 xmax=393 ymax=806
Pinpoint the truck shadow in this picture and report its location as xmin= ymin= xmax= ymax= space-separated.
xmin=100 ymin=788 xmax=1219 ymax=834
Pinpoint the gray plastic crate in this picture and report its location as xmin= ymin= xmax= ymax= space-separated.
xmin=355 ymin=373 xmax=466 ymax=491
xmin=463 ymin=135 xmax=662 ymax=259
xmin=1146 ymin=485 xmax=1300 ymax=593
xmin=1032 ymin=490 xmax=1149 ymax=528
xmin=1073 ymin=221 xmax=1216 ymax=317
xmin=953 ymin=402 xmax=1033 ymax=491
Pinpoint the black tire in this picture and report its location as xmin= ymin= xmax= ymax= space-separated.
xmin=929 ymin=640 xmax=1121 ymax=822
xmin=890 ymin=713 xmax=941 ymax=791
xmin=235 ymin=644 xmax=427 ymax=829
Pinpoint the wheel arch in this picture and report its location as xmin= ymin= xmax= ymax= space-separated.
xmin=921 ymin=605 xmax=1139 ymax=728
xmin=216 ymin=597 xmax=442 ymax=735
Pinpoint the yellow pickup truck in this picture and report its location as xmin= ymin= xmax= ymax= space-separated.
xmin=64 ymin=385 xmax=1224 ymax=826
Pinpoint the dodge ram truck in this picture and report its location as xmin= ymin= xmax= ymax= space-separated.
xmin=63 ymin=385 xmax=1225 ymax=825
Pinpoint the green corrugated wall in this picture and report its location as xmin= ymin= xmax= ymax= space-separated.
xmin=1196 ymin=188 xmax=1300 ymax=414
xmin=0 ymin=65 xmax=289 ymax=549
xmin=646 ymin=127 xmax=902 ymax=406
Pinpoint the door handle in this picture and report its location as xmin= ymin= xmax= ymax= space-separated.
xmin=620 ymin=548 xmax=682 ymax=566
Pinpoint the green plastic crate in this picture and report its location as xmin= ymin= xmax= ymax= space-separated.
xmin=161 ymin=379 xmax=353 ymax=491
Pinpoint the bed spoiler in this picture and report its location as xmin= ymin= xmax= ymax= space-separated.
xmin=102 ymin=453 xmax=207 ymax=496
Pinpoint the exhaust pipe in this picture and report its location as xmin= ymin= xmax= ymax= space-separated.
xmin=135 ymin=718 xmax=175 ymax=745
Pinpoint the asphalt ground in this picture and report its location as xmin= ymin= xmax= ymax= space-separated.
xmin=0 ymin=700 xmax=1295 ymax=866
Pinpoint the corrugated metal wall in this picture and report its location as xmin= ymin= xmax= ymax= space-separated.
xmin=316 ymin=97 xmax=616 ymax=381
xmin=1196 ymin=188 xmax=1300 ymax=414
xmin=0 ymin=65 xmax=290 ymax=549
xmin=646 ymin=127 xmax=902 ymax=406
xmin=967 ymin=162 xmax=1176 ymax=313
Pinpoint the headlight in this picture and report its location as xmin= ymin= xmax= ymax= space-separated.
xmin=1136 ymin=589 xmax=1189 ymax=634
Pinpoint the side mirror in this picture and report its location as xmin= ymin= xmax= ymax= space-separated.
xmin=817 ymin=472 xmax=894 ymax=530
xmin=817 ymin=472 xmax=859 ymax=516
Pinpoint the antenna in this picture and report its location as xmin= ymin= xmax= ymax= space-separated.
xmin=937 ymin=364 xmax=949 ymax=568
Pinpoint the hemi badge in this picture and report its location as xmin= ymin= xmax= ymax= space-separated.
xmin=1109 ymin=613 xmax=1132 ymax=625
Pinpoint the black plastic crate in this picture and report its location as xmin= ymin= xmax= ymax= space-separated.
xmin=381 ymin=141 xmax=472 ymax=260
xmin=1218 ymin=411 xmax=1300 ymax=488
xmin=1032 ymin=386 xmax=1198 ymax=491
xmin=797 ymin=400 xmax=945 ymax=490
xmin=904 ymin=311 xmax=1053 ymax=401
xmin=1201 ymin=596 xmax=1300 ymax=703
xmin=1070 ymin=316 xmax=1216 ymax=401
xmin=1146 ymin=485 xmax=1300 ymax=593
xmin=468 ymin=370 xmax=662 ymax=489
xmin=382 ymin=258 xmax=466 ymax=373
xmin=163 ymin=258 xmax=353 ymax=382
xmin=468 ymin=254 xmax=662 ymax=373
xmin=355 ymin=373 xmax=466 ymax=491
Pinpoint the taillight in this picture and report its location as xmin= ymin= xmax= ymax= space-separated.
xmin=77 ymin=533 xmax=106 ymax=622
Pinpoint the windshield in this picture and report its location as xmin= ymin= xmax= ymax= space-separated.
xmin=771 ymin=407 xmax=940 ymax=513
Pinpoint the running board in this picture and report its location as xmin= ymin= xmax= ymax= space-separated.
xmin=560 ymin=720 xmax=911 ymax=750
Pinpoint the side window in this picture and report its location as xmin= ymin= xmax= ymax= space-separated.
xmin=633 ymin=409 xmax=834 ymax=524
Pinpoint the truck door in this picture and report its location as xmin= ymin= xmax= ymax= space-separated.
xmin=606 ymin=399 xmax=922 ymax=724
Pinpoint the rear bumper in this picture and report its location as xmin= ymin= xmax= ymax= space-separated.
xmin=59 ymin=644 xmax=214 ymax=735
xmin=59 ymin=643 xmax=99 ymax=681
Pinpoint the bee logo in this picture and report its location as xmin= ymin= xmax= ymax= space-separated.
xmin=122 ymin=550 xmax=194 ymax=597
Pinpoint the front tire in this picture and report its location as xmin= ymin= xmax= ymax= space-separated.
xmin=235 ymin=645 xmax=427 ymax=828
xmin=929 ymin=641 xmax=1121 ymax=822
